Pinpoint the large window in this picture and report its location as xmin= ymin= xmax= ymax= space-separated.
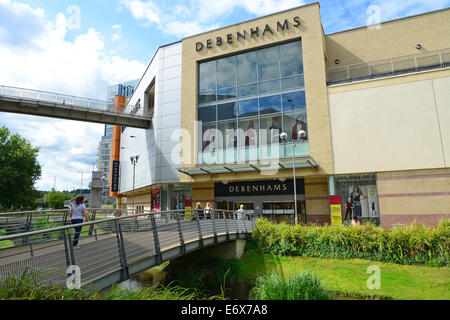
xmin=198 ymin=39 xmax=307 ymax=163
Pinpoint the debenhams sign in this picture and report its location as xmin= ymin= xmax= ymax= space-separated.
xmin=195 ymin=17 xmax=301 ymax=52
xmin=215 ymin=179 xmax=305 ymax=197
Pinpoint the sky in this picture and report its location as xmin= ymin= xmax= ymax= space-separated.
xmin=0 ymin=0 xmax=449 ymax=192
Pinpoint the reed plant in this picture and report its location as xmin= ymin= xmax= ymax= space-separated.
xmin=250 ymin=218 xmax=450 ymax=267
xmin=0 ymin=268 xmax=94 ymax=300
xmin=250 ymin=270 xmax=332 ymax=300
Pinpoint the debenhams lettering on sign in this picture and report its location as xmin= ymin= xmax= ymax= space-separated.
xmin=195 ymin=17 xmax=301 ymax=51
xmin=229 ymin=183 xmax=288 ymax=193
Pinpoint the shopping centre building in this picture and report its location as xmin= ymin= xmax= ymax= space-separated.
xmin=110 ymin=2 xmax=450 ymax=227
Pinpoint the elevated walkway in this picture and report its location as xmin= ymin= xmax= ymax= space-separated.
xmin=0 ymin=85 xmax=151 ymax=128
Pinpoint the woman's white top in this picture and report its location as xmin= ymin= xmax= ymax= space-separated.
xmin=71 ymin=203 xmax=86 ymax=220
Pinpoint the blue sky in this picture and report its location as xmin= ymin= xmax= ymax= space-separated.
xmin=0 ymin=0 xmax=449 ymax=192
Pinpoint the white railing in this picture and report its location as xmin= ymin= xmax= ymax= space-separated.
xmin=326 ymin=48 xmax=450 ymax=85
xmin=0 ymin=84 xmax=146 ymax=118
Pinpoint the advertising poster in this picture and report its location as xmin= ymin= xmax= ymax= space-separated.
xmin=185 ymin=199 xmax=192 ymax=221
xmin=329 ymin=195 xmax=342 ymax=225
xmin=366 ymin=186 xmax=379 ymax=217
xmin=152 ymin=188 xmax=160 ymax=211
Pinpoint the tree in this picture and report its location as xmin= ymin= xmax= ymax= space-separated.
xmin=45 ymin=190 xmax=75 ymax=209
xmin=0 ymin=126 xmax=42 ymax=209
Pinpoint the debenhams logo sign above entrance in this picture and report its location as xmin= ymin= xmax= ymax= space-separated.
xmin=215 ymin=179 xmax=305 ymax=197
xmin=195 ymin=17 xmax=301 ymax=52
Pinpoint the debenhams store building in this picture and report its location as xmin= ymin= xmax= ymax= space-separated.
xmin=112 ymin=3 xmax=450 ymax=227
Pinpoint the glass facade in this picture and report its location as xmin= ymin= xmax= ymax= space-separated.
xmin=198 ymin=40 xmax=308 ymax=164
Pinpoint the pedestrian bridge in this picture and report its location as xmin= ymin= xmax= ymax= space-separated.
xmin=0 ymin=85 xmax=151 ymax=128
xmin=0 ymin=209 xmax=255 ymax=291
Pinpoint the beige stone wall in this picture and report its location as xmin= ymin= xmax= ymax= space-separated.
xmin=304 ymin=177 xmax=330 ymax=224
xmin=192 ymin=182 xmax=215 ymax=208
xmin=325 ymin=8 xmax=450 ymax=69
xmin=328 ymin=71 xmax=450 ymax=174
xmin=125 ymin=192 xmax=152 ymax=211
xmin=180 ymin=3 xmax=334 ymax=184
xmin=377 ymin=169 xmax=450 ymax=227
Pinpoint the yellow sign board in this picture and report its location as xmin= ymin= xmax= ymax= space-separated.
xmin=330 ymin=204 xmax=342 ymax=225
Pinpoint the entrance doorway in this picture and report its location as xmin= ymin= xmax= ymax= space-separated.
xmin=262 ymin=201 xmax=306 ymax=224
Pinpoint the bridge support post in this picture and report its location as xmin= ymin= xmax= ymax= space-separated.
xmin=195 ymin=209 xmax=204 ymax=248
xmin=150 ymin=215 xmax=162 ymax=265
xmin=224 ymin=211 xmax=230 ymax=241
xmin=66 ymin=229 xmax=76 ymax=266
xmin=175 ymin=212 xmax=185 ymax=254
xmin=211 ymin=209 xmax=218 ymax=244
xmin=23 ymin=212 xmax=32 ymax=245
xmin=114 ymin=219 xmax=129 ymax=281
xmin=63 ymin=229 xmax=72 ymax=267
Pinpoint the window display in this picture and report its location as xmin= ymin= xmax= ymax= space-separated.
xmin=334 ymin=174 xmax=380 ymax=225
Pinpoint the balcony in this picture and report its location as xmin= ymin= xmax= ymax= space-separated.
xmin=198 ymin=141 xmax=310 ymax=165
xmin=326 ymin=48 xmax=450 ymax=85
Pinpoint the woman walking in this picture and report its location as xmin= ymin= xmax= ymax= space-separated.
xmin=70 ymin=195 xmax=90 ymax=249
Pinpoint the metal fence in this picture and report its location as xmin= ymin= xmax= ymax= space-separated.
xmin=0 ymin=209 xmax=255 ymax=288
xmin=326 ymin=48 xmax=450 ymax=85
xmin=0 ymin=208 xmax=119 ymax=243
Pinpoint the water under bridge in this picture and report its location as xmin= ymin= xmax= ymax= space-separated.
xmin=0 ymin=209 xmax=255 ymax=291
xmin=0 ymin=85 xmax=151 ymax=128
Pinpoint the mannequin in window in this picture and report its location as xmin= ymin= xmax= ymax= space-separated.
xmin=269 ymin=116 xmax=281 ymax=144
xmin=350 ymin=186 xmax=367 ymax=221
xmin=291 ymin=116 xmax=307 ymax=141
xmin=245 ymin=120 xmax=257 ymax=147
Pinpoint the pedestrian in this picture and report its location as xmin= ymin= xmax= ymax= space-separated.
xmin=205 ymin=202 xmax=212 ymax=219
xmin=70 ymin=195 xmax=90 ymax=249
xmin=237 ymin=204 xmax=245 ymax=220
xmin=194 ymin=202 xmax=203 ymax=220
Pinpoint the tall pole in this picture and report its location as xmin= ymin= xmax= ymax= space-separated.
xmin=292 ymin=142 xmax=298 ymax=225
xmin=81 ymin=171 xmax=83 ymax=193
xmin=132 ymin=161 xmax=135 ymax=215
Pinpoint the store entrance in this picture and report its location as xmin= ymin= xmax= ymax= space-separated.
xmin=262 ymin=201 xmax=306 ymax=224
xmin=216 ymin=201 xmax=256 ymax=216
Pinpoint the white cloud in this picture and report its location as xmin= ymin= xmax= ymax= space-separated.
xmin=119 ymin=0 xmax=307 ymax=38
xmin=112 ymin=24 xmax=122 ymax=42
xmin=0 ymin=1 xmax=147 ymax=191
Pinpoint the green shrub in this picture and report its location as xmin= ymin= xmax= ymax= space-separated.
xmin=250 ymin=218 xmax=450 ymax=267
xmin=250 ymin=270 xmax=332 ymax=300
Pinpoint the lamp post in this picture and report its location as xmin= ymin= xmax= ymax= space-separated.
xmin=280 ymin=129 xmax=307 ymax=225
xmin=130 ymin=155 xmax=139 ymax=215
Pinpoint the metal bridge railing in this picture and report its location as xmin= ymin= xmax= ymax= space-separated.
xmin=0 ymin=85 xmax=148 ymax=119
xmin=0 ymin=208 xmax=119 ymax=244
xmin=326 ymin=47 xmax=450 ymax=85
xmin=0 ymin=209 xmax=255 ymax=287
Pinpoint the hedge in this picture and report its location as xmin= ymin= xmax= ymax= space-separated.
xmin=249 ymin=218 xmax=450 ymax=267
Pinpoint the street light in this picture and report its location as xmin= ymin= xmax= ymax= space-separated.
xmin=280 ymin=130 xmax=307 ymax=225
xmin=130 ymin=155 xmax=139 ymax=215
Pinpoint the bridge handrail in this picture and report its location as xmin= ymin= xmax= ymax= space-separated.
xmin=0 ymin=208 xmax=110 ymax=217
xmin=0 ymin=84 xmax=148 ymax=118
xmin=0 ymin=209 xmax=254 ymax=242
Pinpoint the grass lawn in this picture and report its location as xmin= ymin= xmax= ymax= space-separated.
xmin=237 ymin=251 xmax=450 ymax=300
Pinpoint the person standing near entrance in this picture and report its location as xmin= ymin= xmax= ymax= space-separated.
xmin=237 ymin=204 xmax=245 ymax=220
xmin=70 ymin=195 xmax=90 ymax=249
